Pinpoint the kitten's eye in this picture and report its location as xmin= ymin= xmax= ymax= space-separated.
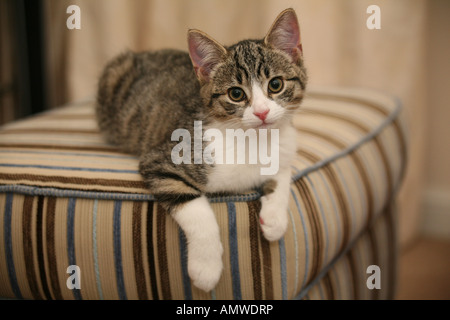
xmin=268 ymin=77 xmax=284 ymax=94
xmin=228 ymin=87 xmax=246 ymax=102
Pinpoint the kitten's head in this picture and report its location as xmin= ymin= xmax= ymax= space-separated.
xmin=188 ymin=8 xmax=307 ymax=129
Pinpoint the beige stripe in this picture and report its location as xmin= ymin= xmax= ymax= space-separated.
xmin=139 ymin=202 xmax=153 ymax=299
xmin=306 ymin=171 xmax=341 ymax=265
xmin=235 ymin=202 xmax=254 ymax=300
xmin=358 ymin=234 xmax=371 ymax=300
xmin=164 ymin=207 xmax=184 ymax=299
xmin=374 ymin=210 xmax=390 ymax=299
xmin=39 ymin=197 xmax=53 ymax=299
xmin=0 ymin=153 xmax=138 ymax=171
xmin=284 ymin=200 xmax=300 ymax=299
xmin=96 ymin=200 xmax=119 ymax=299
xmin=334 ymin=156 xmax=367 ymax=240
xmin=339 ymin=256 xmax=354 ymax=299
xmin=30 ymin=197 xmax=45 ymax=299
xmin=211 ymin=202 xmax=232 ymax=300
xmin=268 ymin=240 xmax=282 ymax=300
xmin=120 ymin=201 xmax=139 ymax=300
xmin=11 ymin=194 xmax=33 ymax=299
xmin=73 ymin=199 xmax=98 ymax=299
xmin=150 ymin=203 xmax=162 ymax=299
xmin=289 ymin=182 xmax=311 ymax=293
xmin=53 ymin=198 xmax=72 ymax=299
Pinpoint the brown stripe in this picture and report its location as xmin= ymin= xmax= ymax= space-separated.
xmin=260 ymin=235 xmax=273 ymax=300
xmin=132 ymin=201 xmax=148 ymax=300
xmin=45 ymin=196 xmax=63 ymax=299
xmin=298 ymin=108 xmax=394 ymax=208
xmin=307 ymin=91 xmax=407 ymax=183
xmin=307 ymin=92 xmax=390 ymax=116
xmin=0 ymin=143 xmax=117 ymax=153
xmin=367 ymin=227 xmax=379 ymax=300
xmin=384 ymin=203 xmax=397 ymax=300
xmin=294 ymin=178 xmax=323 ymax=282
xmin=0 ymin=128 xmax=99 ymax=135
xmin=322 ymin=273 xmax=335 ymax=299
xmin=0 ymin=173 xmax=146 ymax=190
xmin=374 ymin=137 xmax=393 ymax=206
xmin=145 ymin=202 xmax=159 ymax=300
xmin=346 ymin=250 xmax=359 ymax=299
xmin=22 ymin=195 xmax=42 ymax=299
xmin=247 ymin=200 xmax=262 ymax=300
xmin=36 ymin=196 xmax=52 ymax=299
xmin=156 ymin=204 xmax=171 ymax=300
xmin=297 ymin=150 xmax=350 ymax=253
xmin=298 ymin=128 xmax=375 ymax=224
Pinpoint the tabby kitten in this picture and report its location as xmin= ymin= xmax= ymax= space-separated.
xmin=96 ymin=8 xmax=307 ymax=292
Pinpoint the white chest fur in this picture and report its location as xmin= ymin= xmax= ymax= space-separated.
xmin=205 ymin=124 xmax=297 ymax=193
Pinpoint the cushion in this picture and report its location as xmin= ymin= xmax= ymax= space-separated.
xmin=0 ymin=86 xmax=407 ymax=299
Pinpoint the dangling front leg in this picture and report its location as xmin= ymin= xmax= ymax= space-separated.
xmin=140 ymin=156 xmax=223 ymax=292
xmin=259 ymin=168 xmax=291 ymax=241
xmin=171 ymin=196 xmax=223 ymax=292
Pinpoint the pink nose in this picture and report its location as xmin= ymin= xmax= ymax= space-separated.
xmin=254 ymin=110 xmax=269 ymax=121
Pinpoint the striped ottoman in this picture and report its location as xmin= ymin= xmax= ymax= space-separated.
xmin=0 ymin=87 xmax=407 ymax=300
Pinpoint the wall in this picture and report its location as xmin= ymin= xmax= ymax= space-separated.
xmin=421 ymin=0 xmax=450 ymax=239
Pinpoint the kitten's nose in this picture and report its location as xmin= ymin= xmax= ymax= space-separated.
xmin=254 ymin=110 xmax=269 ymax=121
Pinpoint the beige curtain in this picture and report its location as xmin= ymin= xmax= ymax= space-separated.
xmin=44 ymin=0 xmax=430 ymax=247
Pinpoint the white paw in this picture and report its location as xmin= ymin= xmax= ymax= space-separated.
xmin=171 ymin=196 xmax=224 ymax=292
xmin=259 ymin=194 xmax=288 ymax=241
xmin=188 ymin=236 xmax=224 ymax=292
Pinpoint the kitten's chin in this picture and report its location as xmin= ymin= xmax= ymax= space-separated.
xmin=251 ymin=119 xmax=283 ymax=130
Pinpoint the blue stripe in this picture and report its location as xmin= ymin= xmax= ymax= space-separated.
xmin=292 ymin=94 xmax=402 ymax=181
xmin=3 ymin=193 xmax=23 ymax=299
xmin=290 ymin=189 xmax=309 ymax=289
xmin=113 ymin=201 xmax=127 ymax=300
xmin=0 ymin=185 xmax=262 ymax=203
xmin=67 ymin=198 xmax=82 ymax=300
xmin=92 ymin=200 xmax=104 ymax=299
xmin=305 ymin=175 xmax=330 ymax=267
xmin=227 ymin=202 xmax=242 ymax=300
xmin=178 ymin=229 xmax=192 ymax=299
xmin=0 ymin=163 xmax=138 ymax=174
xmin=279 ymin=237 xmax=287 ymax=300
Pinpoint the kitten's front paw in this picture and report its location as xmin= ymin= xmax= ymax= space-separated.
xmin=259 ymin=195 xmax=288 ymax=241
xmin=188 ymin=236 xmax=224 ymax=292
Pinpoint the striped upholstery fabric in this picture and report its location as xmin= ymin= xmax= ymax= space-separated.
xmin=0 ymin=87 xmax=407 ymax=300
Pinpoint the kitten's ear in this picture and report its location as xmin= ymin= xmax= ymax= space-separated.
xmin=264 ymin=8 xmax=303 ymax=62
xmin=188 ymin=30 xmax=227 ymax=83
